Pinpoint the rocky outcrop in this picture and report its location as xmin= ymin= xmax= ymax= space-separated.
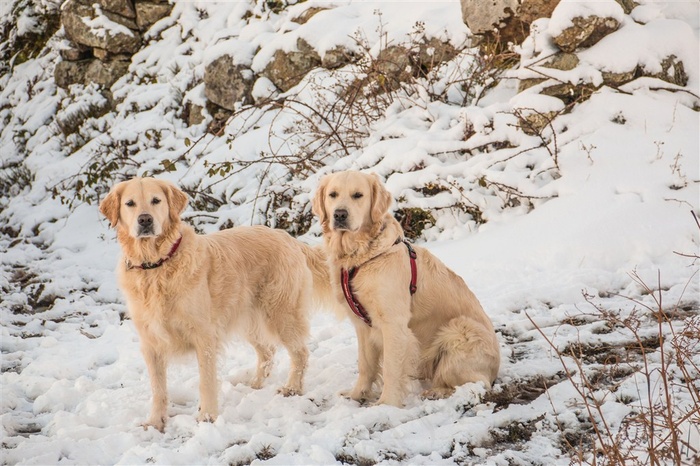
xmin=55 ymin=0 xmax=172 ymax=90
xmin=62 ymin=0 xmax=141 ymax=55
xmin=461 ymin=0 xmax=560 ymax=45
xmin=516 ymin=0 xmax=689 ymax=114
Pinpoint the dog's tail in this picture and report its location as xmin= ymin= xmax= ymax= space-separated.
xmin=299 ymin=242 xmax=344 ymax=316
xmin=423 ymin=315 xmax=500 ymax=391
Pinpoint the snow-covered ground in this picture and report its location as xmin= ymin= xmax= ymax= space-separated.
xmin=1 ymin=0 xmax=699 ymax=464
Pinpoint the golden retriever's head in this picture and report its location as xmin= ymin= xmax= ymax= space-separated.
xmin=312 ymin=171 xmax=392 ymax=233
xmin=99 ymin=177 xmax=188 ymax=239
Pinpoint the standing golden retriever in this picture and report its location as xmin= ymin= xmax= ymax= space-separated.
xmin=312 ymin=171 xmax=500 ymax=406
xmin=100 ymin=177 xmax=329 ymax=431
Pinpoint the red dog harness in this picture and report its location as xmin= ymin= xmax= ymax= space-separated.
xmin=340 ymin=239 xmax=418 ymax=327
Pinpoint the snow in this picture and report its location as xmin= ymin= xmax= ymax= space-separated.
xmin=1 ymin=0 xmax=699 ymax=464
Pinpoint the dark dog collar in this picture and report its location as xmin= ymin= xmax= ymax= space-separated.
xmin=126 ymin=236 xmax=182 ymax=270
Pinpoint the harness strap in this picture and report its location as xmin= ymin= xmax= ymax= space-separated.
xmin=127 ymin=236 xmax=182 ymax=270
xmin=340 ymin=238 xmax=418 ymax=327
xmin=401 ymin=239 xmax=418 ymax=295
xmin=341 ymin=267 xmax=372 ymax=327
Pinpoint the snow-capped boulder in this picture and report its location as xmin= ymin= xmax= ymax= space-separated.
xmin=61 ymin=0 xmax=141 ymax=55
xmin=204 ymin=55 xmax=254 ymax=110
xmin=551 ymin=15 xmax=621 ymax=52
xmin=549 ymin=0 xmax=623 ymax=52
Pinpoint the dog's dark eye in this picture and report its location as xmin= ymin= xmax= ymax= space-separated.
xmin=125 ymin=200 xmax=135 ymax=207
xmin=152 ymin=197 xmax=161 ymax=205
xmin=329 ymin=192 xmax=338 ymax=199
xmin=352 ymin=192 xmax=363 ymax=199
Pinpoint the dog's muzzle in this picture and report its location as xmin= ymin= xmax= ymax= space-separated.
xmin=137 ymin=213 xmax=155 ymax=236
xmin=333 ymin=208 xmax=349 ymax=230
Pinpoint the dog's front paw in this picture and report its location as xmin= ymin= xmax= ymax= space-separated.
xmin=197 ymin=406 xmax=218 ymax=423
xmin=250 ymin=376 xmax=265 ymax=390
xmin=339 ymin=388 xmax=373 ymax=403
xmin=374 ymin=394 xmax=404 ymax=407
xmin=278 ymin=385 xmax=301 ymax=397
xmin=141 ymin=416 xmax=166 ymax=433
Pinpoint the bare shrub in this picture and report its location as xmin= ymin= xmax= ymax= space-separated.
xmin=527 ymin=271 xmax=700 ymax=465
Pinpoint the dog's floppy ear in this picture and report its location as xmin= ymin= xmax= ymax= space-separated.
xmin=312 ymin=175 xmax=329 ymax=226
xmin=369 ymin=173 xmax=392 ymax=223
xmin=158 ymin=180 xmax=188 ymax=223
xmin=99 ymin=181 xmax=127 ymax=228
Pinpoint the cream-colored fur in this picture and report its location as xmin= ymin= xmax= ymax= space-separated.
xmin=312 ymin=171 xmax=500 ymax=406
xmin=100 ymin=177 xmax=330 ymax=431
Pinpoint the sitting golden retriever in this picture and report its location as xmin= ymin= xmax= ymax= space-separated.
xmin=312 ymin=171 xmax=500 ymax=406
xmin=100 ymin=177 xmax=329 ymax=431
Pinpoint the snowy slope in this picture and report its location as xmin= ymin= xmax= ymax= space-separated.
xmin=2 ymin=0 xmax=699 ymax=465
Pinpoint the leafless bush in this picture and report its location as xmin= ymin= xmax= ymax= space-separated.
xmin=528 ymin=271 xmax=700 ymax=465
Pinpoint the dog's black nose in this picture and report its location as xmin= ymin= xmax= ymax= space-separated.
xmin=138 ymin=214 xmax=153 ymax=227
xmin=333 ymin=209 xmax=348 ymax=223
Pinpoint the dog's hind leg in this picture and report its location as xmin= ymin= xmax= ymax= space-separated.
xmin=276 ymin=309 xmax=309 ymax=396
xmin=249 ymin=340 xmax=276 ymax=390
xmin=278 ymin=340 xmax=308 ymax=396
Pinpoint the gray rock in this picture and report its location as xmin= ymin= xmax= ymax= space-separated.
xmin=417 ymin=38 xmax=459 ymax=73
xmin=375 ymin=45 xmax=412 ymax=81
xmin=518 ymin=53 xmax=580 ymax=91
xmin=614 ymin=0 xmax=637 ymax=14
xmin=204 ymin=55 xmax=253 ymax=110
xmin=601 ymin=69 xmax=636 ymax=87
xmin=321 ymin=46 xmax=356 ymax=69
xmin=185 ymin=103 xmax=205 ymax=126
xmin=461 ymin=0 xmax=560 ymax=44
xmin=55 ymin=59 xmax=91 ymax=88
xmin=519 ymin=0 xmax=561 ymax=24
xmin=135 ymin=2 xmax=173 ymax=31
xmin=262 ymin=38 xmax=321 ymax=92
xmin=544 ymin=52 xmax=579 ymax=71
xmin=518 ymin=110 xmax=558 ymax=136
xmin=292 ymin=7 xmax=327 ymax=25
xmin=540 ymin=82 xmax=595 ymax=104
xmin=647 ymin=55 xmax=688 ymax=87
xmin=85 ymin=58 xmax=131 ymax=88
xmin=518 ymin=78 xmax=546 ymax=92
xmin=60 ymin=42 xmax=92 ymax=61
xmin=96 ymin=0 xmax=136 ymax=19
xmin=460 ymin=0 xmax=519 ymax=35
xmin=552 ymin=15 xmax=620 ymax=53
xmin=62 ymin=0 xmax=141 ymax=54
